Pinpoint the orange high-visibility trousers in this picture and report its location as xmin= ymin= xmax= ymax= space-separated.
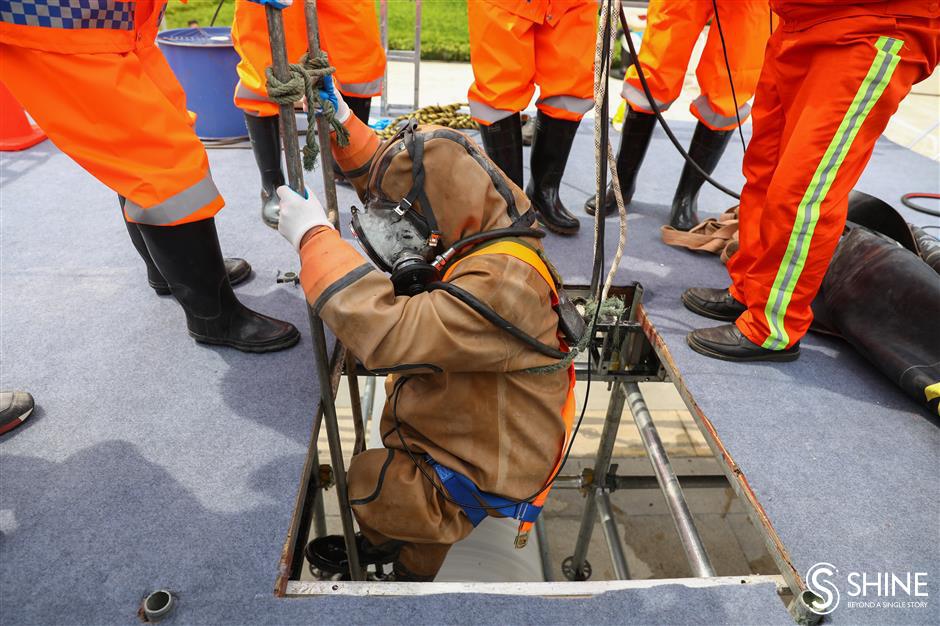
xmin=467 ymin=0 xmax=595 ymax=125
xmin=623 ymin=0 xmax=771 ymax=131
xmin=0 ymin=41 xmax=223 ymax=226
xmin=232 ymin=0 xmax=385 ymax=117
xmin=727 ymin=14 xmax=939 ymax=350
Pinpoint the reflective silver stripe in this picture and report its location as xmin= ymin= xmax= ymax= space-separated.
xmin=536 ymin=95 xmax=593 ymax=115
xmin=621 ymin=82 xmax=674 ymax=113
xmin=124 ymin=172 xmax=221 ymax=225
xmin=468 ymin=99 xmax=516 ymax=124
xmin=234 ymin=81 xmax=272 ymax=103
xmin=338 ymin=77 xmax=383 ymax=97
xmin=691 ymin=95 xmax=751 ymax=130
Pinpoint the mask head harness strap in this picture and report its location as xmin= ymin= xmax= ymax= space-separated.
xmin=399 ymin=121 xmax=442 ymax=250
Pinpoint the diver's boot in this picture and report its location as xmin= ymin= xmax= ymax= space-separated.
xmin=345 ymin=95 xmax=372 ymax=125
xmin=305 ymin=534 xmax=404 ymax=579
xmin=584 ymin=105 xmax=656 ymax=217
xmin=668 ymin=122 xmax=732 ymax=231
xmin=244 ymin=113 xmax=286 ymax=228
xmin=120 ymin=202 xmax=251 ymax=296
xmin=137 ymin=218 xmax=300 ymax=353
xmin=478 ymin=112 xmax=524 ymax=188
xmin=526 ymin=111 xmax=580 ymax=234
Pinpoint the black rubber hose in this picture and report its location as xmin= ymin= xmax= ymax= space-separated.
xmin=901 ymin=192 xmax=940 ymax=218
xmin=427 ymin=281 xmax=566 ymax=359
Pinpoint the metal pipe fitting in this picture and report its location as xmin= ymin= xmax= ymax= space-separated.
xmin=142 ymin=590 xmax=175 ymax=622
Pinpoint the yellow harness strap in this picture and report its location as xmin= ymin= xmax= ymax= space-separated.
xmin=442 ymin=241 xmax=558 ymax=299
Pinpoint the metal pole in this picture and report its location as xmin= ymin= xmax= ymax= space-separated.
xmin=267 ymin=4 xmax=363 ymax=581
xmin=624 ymin=382 xmax=715 ymax=578
xmin=310 ymin=446 xmax=328 ymax=538
xmin=303 ymin=0 xmax=341 ymax=229
xmin=310 ymin=314 xmax=363 ymax=580
xmin=379 ymin=0 xmax=389 ymax=116
xmin=534 ymin=516 xmax=554 ymax=582
xmin=595 ymin=490 xmax=630 ymax=579
xmin=413 ymin=0 xmax=422 ymax=111
xmin=566 ymin=381 xmax=627 ymax=579
xmin=303 ymin=0 xmax=364 ymax=579
xmin=265 ymin=6 xmax=305 ymax=194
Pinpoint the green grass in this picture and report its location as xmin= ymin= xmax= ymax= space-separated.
xmin=165 ymin=0 xmax=470 ymax=62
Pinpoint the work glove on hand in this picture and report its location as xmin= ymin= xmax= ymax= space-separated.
xmin=246 ymin=0 xmax=292 ymax=8
xmin=276 ymin=186 xmax=333 ymax=252
xmin=316 ymin=74 xmax=351 ymax=124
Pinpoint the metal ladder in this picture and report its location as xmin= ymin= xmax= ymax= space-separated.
xmin=379 ymin=0 xmax=422 ymax=116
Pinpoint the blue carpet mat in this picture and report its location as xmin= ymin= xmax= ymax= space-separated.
xmin=1 ymin=118 xmax=935 ymax=624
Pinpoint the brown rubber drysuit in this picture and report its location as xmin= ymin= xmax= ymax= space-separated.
xmin=297 ymin=114 xmax=571 ymax=579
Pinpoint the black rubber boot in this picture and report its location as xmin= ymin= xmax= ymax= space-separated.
xmin=121 ymin=210 xmax=251 ymax=296
xmin=584 ymin=106 xmax=656 ymax=217
xmin=668 ymin=122 xmax=732 ymax=231
xmin=345 ymin=95 xmax=372 ymax=125
xmin=305 ymin=534 xmax=404 ymax=578
xmin=526 ymin=111 xmax=580 ymax=235
xmin=244 ymin=113 xmax=285 ymax=229
xmin=137 ymin=219 xmax=300 ymax=353
xmin=478 ymin=112 xmax=524 ymax=188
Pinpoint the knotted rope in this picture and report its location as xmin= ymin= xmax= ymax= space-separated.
xmin=265 ymin=51 xmax=349 ymax=171
xmin=522 ymin=296 xmax=626 ymax=374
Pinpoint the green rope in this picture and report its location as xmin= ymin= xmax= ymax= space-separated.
xmin=264 ymin=51 xmax=350 ymax=172
xmin=522 ymin=296 xmax=626 ymax=374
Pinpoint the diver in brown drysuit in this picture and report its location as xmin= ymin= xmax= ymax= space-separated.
xmin=275 ymin=87 xmax=577 ymax=580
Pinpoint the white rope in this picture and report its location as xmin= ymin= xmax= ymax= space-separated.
xmin=592 ymin=0 xmax=628 ymax=302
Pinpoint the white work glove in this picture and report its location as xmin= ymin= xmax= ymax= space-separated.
xmin=276 ymin=186 xmax=333 ymax=251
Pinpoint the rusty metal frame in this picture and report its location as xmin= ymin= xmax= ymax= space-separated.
xmin=635 ymin=303 xmax=816 ymax=622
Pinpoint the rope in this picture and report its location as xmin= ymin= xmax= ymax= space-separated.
xmin=264 ymin=51 xmax=349 ymax=171
xmin=521 ymin=297 xmax=626 ymax=374
xmin=377 ymin=103 xmax=477 ymax=139
xmin=593 ymin=0 xmax=628 ymax=302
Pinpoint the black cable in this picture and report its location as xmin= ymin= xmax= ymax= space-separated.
xmin=710 ymin=0 xmax=748 ymax=152
xmin=618 ymin=7 xmax=742 ymax=200
xmin=426 ymin=281 xmax=567 ymax=360
xmin=901 ymin=192 xmax=940 ymax=218
xmin=210 ymin=0 xmax=225 ymax=27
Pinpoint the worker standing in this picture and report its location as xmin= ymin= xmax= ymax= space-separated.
xmin=468 ymin=0 xmax=596 ymax=236
xmin=683 ymin=1 xmax=939 ymax=362
xmin=0 ymin=0 xmax=300 ymax=353
xmin=585 ymin=0 xmax=771 ymax=231
xmin=231 ymin=0 xmax=386 ymax=227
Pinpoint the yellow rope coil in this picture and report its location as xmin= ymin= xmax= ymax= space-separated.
xmin=376 ymin=102 xmax=478 ymax=139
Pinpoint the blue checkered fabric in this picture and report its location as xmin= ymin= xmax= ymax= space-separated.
xmin=0 ymin=0 xmax=134 ymax=30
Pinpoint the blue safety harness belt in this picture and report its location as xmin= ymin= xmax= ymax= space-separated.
xmin=424 ymin=455 xmax=542 ymax=527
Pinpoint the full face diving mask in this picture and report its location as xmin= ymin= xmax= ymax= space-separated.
xmin=350 ymin=195 xmax=441 ymax=297
xmin=350 ymin=120 xmax=541 ymax=297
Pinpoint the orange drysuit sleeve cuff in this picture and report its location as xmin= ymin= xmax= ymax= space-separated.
xmin=299 ymin=227 xmax=373 ymax=311
xmin=332 ymin=113 xmax=380 ymax=179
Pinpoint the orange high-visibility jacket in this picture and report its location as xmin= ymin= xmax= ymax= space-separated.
xmin=0 ymin=1 xmax=224 ymax=225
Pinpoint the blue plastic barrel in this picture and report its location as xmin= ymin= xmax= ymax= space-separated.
xmin=156 ymin=27 xmax=246 ymax=140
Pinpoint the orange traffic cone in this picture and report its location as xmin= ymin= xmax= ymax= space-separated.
xmin=0 ymin=81 xmax=46 ymax=151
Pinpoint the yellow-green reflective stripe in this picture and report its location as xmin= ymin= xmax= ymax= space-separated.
xmin=761 ymin=36 xmax=903 ymax=350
